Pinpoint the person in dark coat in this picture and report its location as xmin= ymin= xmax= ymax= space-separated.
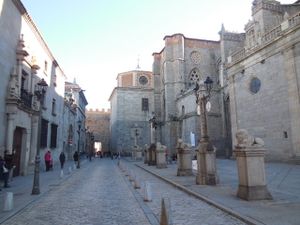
xmin=59 ymin=152 xmax=66 ymax=169
xmin=73 ymin=151 xmax=79 ymax=168
xmin=0 ymin=156 xmax=9 ymax=188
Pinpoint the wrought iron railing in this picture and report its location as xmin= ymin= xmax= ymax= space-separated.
xmin=20 ymin=89 xmax=33 ymax=108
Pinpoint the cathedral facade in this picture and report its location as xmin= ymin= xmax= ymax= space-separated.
xmin=110 ymin=0 xmax=300 ymax=162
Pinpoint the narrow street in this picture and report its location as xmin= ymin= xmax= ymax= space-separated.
xmin=1 ymin=159 xmax=245 ymax=225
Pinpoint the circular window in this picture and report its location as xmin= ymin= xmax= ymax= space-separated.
xmin=249 ymin=77 xmax=261 ymax=94
xmin=139 ymin=76 xmax=148 ymax=85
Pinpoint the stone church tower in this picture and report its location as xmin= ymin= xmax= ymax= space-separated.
xmin=109 ymin=69 xmax=154 ymax=154
xmin=152 ymin=34 xmax=230 ymax=157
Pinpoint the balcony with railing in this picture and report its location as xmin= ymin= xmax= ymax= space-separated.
xmin=20 ymin=89 xmax=33 ymax=108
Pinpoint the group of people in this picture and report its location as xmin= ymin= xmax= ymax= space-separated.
xmin=44 ymin=150 xmax=67 ymax=171
xmin=44 ymin=150 xmax=82 ymax=171
xmin=0 ymin=151 xmax=14 ymax=189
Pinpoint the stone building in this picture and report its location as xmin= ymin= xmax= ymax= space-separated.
xmin=0 ymin=0 xmax=88 ymax=176
xmin=226 ymin=0 xmax=300 ymax=161
xmin=152 ymin=34 xmax=229 ymax=157
xmin=86 ymin=108 xmax=111 ymax=154
xmin=0 ymin=0 xmax=66 ymax=175
xmin=65 ymin=81 xmax=88 ymax=156
xmin=109 ymin=69 xmax=154 ymax=154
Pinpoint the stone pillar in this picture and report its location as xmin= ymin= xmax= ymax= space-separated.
xmin=196 ymin=141 xmax=218 ymax=185
xmin=148 ymin=144 xmax=156 ymax=166
xmin=144 ymin=144 xmax=149 ymax=164
xmin=6 ymin=113 xmax=16 ymax=154
xmin=176 ymin=139 xmax=192 ymax=176
xmin=156 ymin=142 xmax=167 ymax=169
xmin=234 ymin=129 xmax=272 ymax=200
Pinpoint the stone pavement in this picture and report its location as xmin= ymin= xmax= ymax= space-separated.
xmin=134 ymin=158 xmax=300 ymax=225
xmin=0 ymin=158 xmax=85 ymax=224
xmin=121 ymin=159 xmax=246 ymax=225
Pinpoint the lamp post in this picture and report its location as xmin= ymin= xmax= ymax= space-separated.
xmin=77 ymin=120 xmax=82 ymax=168
xmin=194 ymin=76 xmax=218 ymax=185
xmin=32 ymin=78 xmax=48 ymax=195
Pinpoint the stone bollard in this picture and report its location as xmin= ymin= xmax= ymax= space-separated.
xmin=143 ymin=181 xmax=152 ymax=202
xmin=60 ymin=169 xmax=64 ymax=178
xmin=3 ymin=192 xmax=14 ymax=211
xmin=234 ymin=129 xmax=272 ymax=200
xmin=156 ymin=142 xmax=167 ymax=169
xmin=159 ymin=197 xmax=172 ymax=225
xmin=129 ymin=171 xmax=135 ymax=182
xmin=176 ymin=139 xmax=193 ymax=176
xmin=68 ymin=166 xmax=72 ymax=174
xmin=134 ymin=175 xmax=141 ymax=189
xmin=124 ymin=166 xmax=129 ymax=176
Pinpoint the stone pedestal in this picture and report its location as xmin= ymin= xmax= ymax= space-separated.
xmin=196 ymin=140 xmax=218 ymax=185
xmin=132 ymin=145 xmax=142 ymax=161
xmin=148 ymin=144 xmax=156 ymax=166
xmin=136 ymin=149 xmax=142 ymax=160
xmin=176 ymin=139 xmax=193 ymax=176
xmin=234 ymin=147 xmax=272 ymax=200
xmin=156 ymin=142 xmax=167 ymax=169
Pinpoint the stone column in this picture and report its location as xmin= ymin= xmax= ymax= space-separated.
xmin=176 ymin=139 xmax=192 ymax=176
xmin=6 ymin=113 xmax=16 ymax=154
xmin=156 ymin=142 xmax=167 ymax=169
xmin=234 ymin=129 xmax=272 ymax=200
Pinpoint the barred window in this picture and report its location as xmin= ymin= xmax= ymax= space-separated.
xmin=142 ymin=98 xmax=149 ymax=111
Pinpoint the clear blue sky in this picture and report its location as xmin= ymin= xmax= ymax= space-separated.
xmin=21 ymin=0 xmax=294 ymax=109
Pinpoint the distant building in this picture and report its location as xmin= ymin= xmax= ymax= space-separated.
xmin=86 ymin=108 xmax=110 ymax=154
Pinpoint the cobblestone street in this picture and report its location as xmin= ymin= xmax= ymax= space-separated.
xmin=1 ymin=158 xmax=245 ymax=225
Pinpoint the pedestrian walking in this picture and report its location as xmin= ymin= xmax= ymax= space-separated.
xmin=4 ymin=150 xmax=14 ymax=181
xmin=0 ymin=156 xmax=9 ymax=188
xmin=59 ymin=151 xmax=66 ymax=169
xmin=44 ymin=150 xmax=52 ymax=171
xmin=73 ymin=151 xmax=79 ymax=168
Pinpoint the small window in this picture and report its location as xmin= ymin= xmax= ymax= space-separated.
xmin=52 ymin=99 xmax=57 ymax=116
xmin=44 ymin=61 xmax=48 ymax=72
xmin=142 ymin=98 xmax=149 ymax=111
xmin=250 ymin=77 xmax=261 ymax=94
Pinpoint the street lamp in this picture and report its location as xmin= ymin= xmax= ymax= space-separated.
xmin=77 ymin=120 xmax=82 ymax=168
xmin=193 ymin=76 xmax=213 ymax=142
xmin=194 ymin=76 xmax=218 ymax=185
xmin=32 ymin=78 xmax=48 ymax=195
